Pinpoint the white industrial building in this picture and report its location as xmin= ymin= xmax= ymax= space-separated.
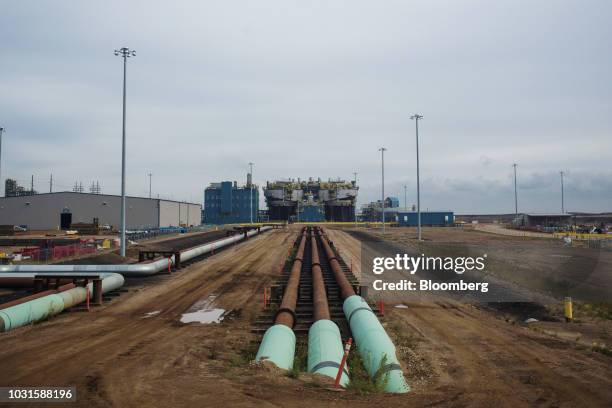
xmin=0 ymin=192 xmax=201 ymax=230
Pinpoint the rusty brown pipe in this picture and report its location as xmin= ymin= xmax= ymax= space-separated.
xmin=274 ymin=227 xmax=307 ymax=328
xmin=311 ymin=234 xmax=330 ymax=321
xmin=317 ymin=227 xmax=355 ymax=300
xmin=0 ymin=277 xmax=74 ymax=288
xmin=0 ymin=283 xmax=76 ymax=309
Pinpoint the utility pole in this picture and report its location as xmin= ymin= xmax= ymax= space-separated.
xmin=31 ymin=175 xmax=34 ymax=193
xmin=560 ymin=171 xmax=565 ymax=214
xmin=0 ymin=127 xmax=4 ymax=197
xmin=114 ymin=47 xmax=136 ymax=257
xmin=379 ymin=147 xmax=387 ymax=233
xmin=404 ymin=185 xmax=407 ymax=210
xmin=513 ymin=163 xmax=518 ymax=218
xmin=249 ymin=162 xmax=254 ymax=223
xmin=49 ymin=174 xmax=53 ymax=193
xmin=148 ymin=173 xmax=152 ymax=199
xmin=411 ymin=114 xmax=423 ymax=240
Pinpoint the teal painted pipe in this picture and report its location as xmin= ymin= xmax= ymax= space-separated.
xmin=343 ymin=295 xmax=410 ymax=393
xmin=307 ymin=319 xmax=349 ymax=386
xmin=0 ymin=273 xmax=125 ymax=332
xmin=255 ymin=324 xmax=296 ymax=370
xmin=0 ymin=294 xmax=64 ymax=331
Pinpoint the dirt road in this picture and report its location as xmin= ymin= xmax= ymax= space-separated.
xmin=0 ymin=230 xmax=297 ymax=407
xmin=326 ymin=227 xmax=612 ymax=407
xmin=1 ymin=227 xmax=611 ymax=407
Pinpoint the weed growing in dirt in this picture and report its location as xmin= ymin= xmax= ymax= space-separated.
xmin=346 ymin=351 xmax=389 ymax=394
xmin=208 ymin=346 xmax=219 ymax=360
xmin=287 ymin=340 xmax=308 ymax=379
xmin=578 ymin=302 xmax=612 ymax=320
xmin=230 ymin=341 xmax=260 ymax=367
xmin=591 ymin=343 xmax=612 ymax=357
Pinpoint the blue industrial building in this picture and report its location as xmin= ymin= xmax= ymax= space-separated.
xmin=396 ymin=211 xmax=454 ymax=226
xmin=204 ymin=179 xmax=259 ymax=224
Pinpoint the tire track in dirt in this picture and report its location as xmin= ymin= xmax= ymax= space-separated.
xmin=0 ymin=230 xmax=293 ymax=407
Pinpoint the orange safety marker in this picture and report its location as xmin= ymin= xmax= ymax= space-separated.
xmin=378 ymin=300 xmax=385 ymax=316
xmin=334 ymin=338 xmax=352 ymax=388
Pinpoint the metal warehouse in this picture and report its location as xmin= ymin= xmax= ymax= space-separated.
xmin=396 ymin=211 xmax=454 ymax=226
xmin=0 ymin=192 xmax=201 ymax=230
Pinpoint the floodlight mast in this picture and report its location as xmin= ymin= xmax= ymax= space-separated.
xmin=114 ymin=47 xmax=136 ymax=257
xmin=379 ymin=147 xmax=387 ymax=234
xmin=410 ymin=114 xmax=423 ymax=240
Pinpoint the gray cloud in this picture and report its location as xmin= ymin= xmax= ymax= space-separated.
xmin=0 ymin=0 xmax=610 ymax=213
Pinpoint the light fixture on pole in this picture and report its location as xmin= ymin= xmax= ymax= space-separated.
xmin=512 ymin=163 xmax=518 ymax=218
xmin=560 ymin=171 xmax=565 ymax=214
xmin=379 ymin=147 xmax=387 ymax=234
xmin=114 ymin=47 xmax=136 ymax=257
xmin=0 ymin=127 xmax=4 ymax=197
xmin=410 ymin=114 xmax=423 ymax=240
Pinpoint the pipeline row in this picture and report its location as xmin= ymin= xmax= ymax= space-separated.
xmin=0 ymin=226 xmax=272 ymax=332
xmin=255 ymin=227 xmax=409 ymax=393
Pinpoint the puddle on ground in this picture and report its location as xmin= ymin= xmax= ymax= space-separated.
xmin=394 ymin=304 xmax=409 ymax=309
xmin=141 ymin=310 xmax=161 ymax=318
xmin=180 ymin=294 xmax=226 ymax=324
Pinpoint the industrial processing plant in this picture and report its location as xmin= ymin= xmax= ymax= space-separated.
xmin=264 ymin=178 xmax=358 ymax=222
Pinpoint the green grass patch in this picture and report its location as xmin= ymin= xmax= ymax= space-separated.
xmin=346 ymin=351 xmax=389 ymax=394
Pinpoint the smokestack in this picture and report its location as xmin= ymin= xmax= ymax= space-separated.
xmin=247 ymin=172 xmax=252 ymax=188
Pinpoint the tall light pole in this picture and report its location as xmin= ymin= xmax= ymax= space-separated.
xmin=560 ymin=171 xmax=565 ymax=214
xmin=411 ymin=114 xmax=423 ymax=240
xmin=353 ymin=172 xmax=358 ymax=228
xmin=114 ymin=47 xmax=136 ymax=257
xmin=379 ymin=147 xmax=387 ymax=233
xmin=0 ymin=127 xmax=4 ymax=197
xmin=404 ymin=185 xmax=407 ymax=209
xmin=148 ymin=173 xmax=152 ymax=199
xmin=512 ymin=163 xmax=518 ymax=218
xmin=249 ymin=162 xmax=254 ymax=223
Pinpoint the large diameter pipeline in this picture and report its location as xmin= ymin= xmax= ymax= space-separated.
xmin=319 ymin=227 xmax=410 ymax=393
xmin=255 ymin=228 xmax=307 ymax=370
xmin=0 ymin=283 xmax=75 ymax=309
xmin=307 ymin=233 xmax=349 ymax=386
xmin=0 ymin=229 xmax=271 ymax=332
xmin=310 ymin=235 xmax=330 ymax=322
xmin=318 ymin=227 xmax=356 ymax=300
xmin=0 ymin=272 xmax=125 ymax=332
xmin=0 ymin=226 xmax=271 ymax=277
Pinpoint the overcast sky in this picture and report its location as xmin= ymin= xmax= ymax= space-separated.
xmin=1 ymin=0 xmax=610 ymax=214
